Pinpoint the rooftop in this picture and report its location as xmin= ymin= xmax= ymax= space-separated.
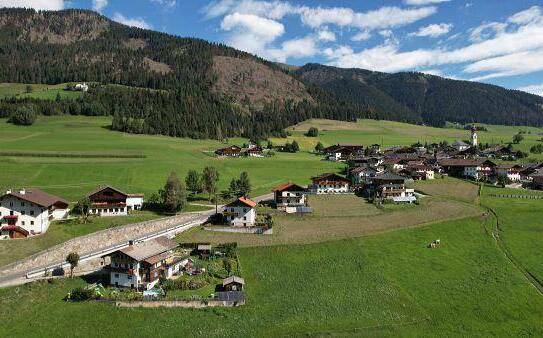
xmin=1 ymin=188 xmax=68 ymax=208
xmin=119 ymin=236 xmax=178 ymax=262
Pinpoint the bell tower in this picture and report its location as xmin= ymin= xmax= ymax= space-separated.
xmin=471 ymin=126 xmax=478 ymax=147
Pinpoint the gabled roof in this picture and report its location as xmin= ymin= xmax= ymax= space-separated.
xmin=0 ymin=225 xmax=29 ymax=236
xmin=223 ymin=276 xmax=245 ymax=286
xmin=452 ymin=140 xmax=470 ymax=146
xmin=1 ymin=188 xmax=68 ymax=208
xmin=118 ymin=236 xmax=177 ymax=262
xmin=226 ymin=197 xmax=257 ymax=208
xmin=87 ymin=185 xmax=127 ymax=198
xmin=439 ymin=158 xmax=495 ymax=167
xmin=312 ymin=173 xmax=350 ymax=183
xmin=272 ymin=183 xmax=306 ymax=192
xmin=373 ymin=172 xmax=406 ymax=181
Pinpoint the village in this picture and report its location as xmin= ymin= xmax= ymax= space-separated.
xmin=1 ymin=126 xmax=543 ymax=306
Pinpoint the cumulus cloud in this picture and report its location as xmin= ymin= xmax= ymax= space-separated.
xmin=112 ymin=13 xmax=152 ymax=29
xmin=410 ymin=23 xmax=452 ymax=38
xmin=150 ymin=0 xmax=176 ymax=8
xmin=220 ymin=13 xmax=284 ymax=55
xmin=92 ymin=0 xmax=107 ymax=12
xmin=324 ymin=5 xmax=543 ymax=80
xmin=404 ymin=0 xmax=450 ymax=5
xmin=0 ymin=0 xmax=64 ymax=10
xmin=518 ymin=84 xmax=543 ymax=97
xmin=351 ymin=31 xmax=372 ymax=41
xmin=267 ymin=36 xmax=318 ymax=62
xmin=317 ymin=29 xmax=336 ymax=42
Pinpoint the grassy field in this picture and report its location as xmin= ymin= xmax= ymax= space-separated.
xmin=0 ymin=83 xmax=83 ymax=100
xmin=273 ymin=118 xmax=543 ymax=159
xmin=177 ymin=193 xmax=481 ymax=247
xmin=0 ymin=116 xmax=342 ymax=200
xmin=411 ymin=176 xmax=480 ymax=203
xmin=1 ymin=216 xmax=543 ymax=336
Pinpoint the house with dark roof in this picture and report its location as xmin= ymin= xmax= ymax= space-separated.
xmin=105 ymin=236 xmax=180 ymax=290
xmin=439 ymin=158 xmax=496 ymax=180
xmin=215 ymin=145 xmax=242 ymax=157
xmin=272 ymin=183 xmax=307 ymax=212
xmin=223 ymin=197 xmax=257 ymax=227
xmin=495 ymin=164 xmax=523 ymax=182
xmin=309 ymin=173 xmax=351 ymax=194
xmin=452 ymin=140 xmax=471 ymax=151
xmin=87 ymin=186 xmax=144 ymax=217
xmin=0 ymin=188 xmax=68 ymax=239
xmin=367 ymin=173 xmax=416 ymax=203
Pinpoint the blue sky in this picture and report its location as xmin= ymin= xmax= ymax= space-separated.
xmin=2 ymin=0 xmax=543 ymax=96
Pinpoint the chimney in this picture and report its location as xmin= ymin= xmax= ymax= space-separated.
xmin=6 ymin=189 xmax=11 ymax=194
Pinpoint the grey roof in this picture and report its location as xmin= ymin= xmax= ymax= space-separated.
xmin=198 ymin=244 xmax=212 ymax=251
xmin=119 ymin=236 xmax=177 ymax=261
xmin=1 ymin=188 xmax=68 ymax=208
xmin=373 ymin=172 xmax=406 ymax=181
xmin=452 ymin=140 xmax=470 ymax=146
xmin=223 ymin=276 xmax=245 ymax=286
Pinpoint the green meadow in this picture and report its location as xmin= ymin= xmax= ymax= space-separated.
xmin=0 ymin=83 xmax=83 ymax=100
xmin=2 ymin=115 xmax=543 ymax=336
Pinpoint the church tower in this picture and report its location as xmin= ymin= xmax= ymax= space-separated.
xmin=471 ymin=126 xmax=478 ymax=147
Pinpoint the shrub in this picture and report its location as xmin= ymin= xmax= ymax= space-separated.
xmin=8 ymin=106 xmax=37 ymax=126
xmin=306 ymin=127 xmax=319 ymax=137
xmin=67 ymin=287 xmax=95 ymax=301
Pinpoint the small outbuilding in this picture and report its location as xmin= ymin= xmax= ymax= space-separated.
xmin=222 ymin=276 xmax=245 ymax=291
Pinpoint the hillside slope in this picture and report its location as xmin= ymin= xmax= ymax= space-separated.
xmin=295 ymin=64 xmax=543 ymax=127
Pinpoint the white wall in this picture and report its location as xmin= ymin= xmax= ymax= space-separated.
xmin=225 ymin=206 xmax=256 ymax=226
xmin=0 ymin=195 xmax=51 ymax=235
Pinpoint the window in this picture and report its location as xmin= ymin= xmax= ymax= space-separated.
xmin=114 ymin=274 xmax=119 ymax=278
xmin=9 ymin=202 xmax=13 ymax=207
xmin=21 ymin=211 xmax=25 ymax=215
xmin=30 ymin=221 xmax=34 ymax=225
xmin=22 ymin=221 xmax=25 ymax=226
xmin=30 ymin=210 xmax=34 ymax=216
xmin=243 ymin=217 xmax=247 ymax=220
xmin=127 ymin=275 xmax=132 ymax=280
xmin=21 ymin=202 xmax=25 ymax=207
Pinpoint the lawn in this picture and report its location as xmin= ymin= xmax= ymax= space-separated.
xmin=176 ymin=193 xmax=482 ymax=247
xmin=1 ymin=216 xmax=542 ymax=336
xmin=0 ymin=116 xmax=343 ymax=201
xmin=0 ymin=83 xmax=83 ymax=100
xmin=411 ymin=176 xmax=480 ymax=203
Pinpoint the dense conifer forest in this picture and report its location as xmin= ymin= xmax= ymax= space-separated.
xmin=1 ymin=8 xmax=542 ymax=140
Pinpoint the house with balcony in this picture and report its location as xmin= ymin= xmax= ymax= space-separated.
xmin=223 ymin=197 xmax=257 ymax=227
xmin=309 ymin=173 xmax=351 ymax=194
xmin=0 ymin=188 xmax=69 ymax=239
xmin=272 ymin=183 xmax=307 ymax=213
xmin=439 ymin=158 xmax=496 ymax=180
xmin=87 ymin=186 xmax=144 ymax=217
xmin=367 ymin=172 xmax=416 ymax=203
xmin=106 ymin=236 xmax=181 ymax=290
xmin=495 ymin=164 xmax=522 ymax=182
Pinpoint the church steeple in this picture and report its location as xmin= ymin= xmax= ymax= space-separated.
xmin=471 ymin=126 xmax=478 ymax=147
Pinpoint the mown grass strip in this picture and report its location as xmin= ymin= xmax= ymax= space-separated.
xmin=0 ymin=151 xmax=146 ymax=159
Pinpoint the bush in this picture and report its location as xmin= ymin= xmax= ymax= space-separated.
xmin=306 ymin=127 xmax=318 ymax=137
xmin=8 ymin=106 xmax=37 ymax=126
xmin=161 ymin=275 xmax=211 ymax=291
xmin=67 ymin=287 xmax=96 ymax=301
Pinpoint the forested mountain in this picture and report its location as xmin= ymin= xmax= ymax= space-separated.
xmin=294 ymin=64 xmax=543 ymax=127
xmin=1 ymin=8 xmax=542 ymax=140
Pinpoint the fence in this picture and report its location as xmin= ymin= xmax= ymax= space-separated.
xmin=490 ymin=194 xmax=543 ymax=199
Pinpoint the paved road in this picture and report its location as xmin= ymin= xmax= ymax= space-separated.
xmin=0 ymin=193 xmax=273 ymax=288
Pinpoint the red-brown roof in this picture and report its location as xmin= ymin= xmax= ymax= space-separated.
xmin=0 ymin=225 xmax=29 ymax=236
xmin=226 ymin=197 xmax=257 ymax=208
xmin=312 ymin=173 xmax=351 ymax=184
xmin=1 ymin=188 xmax=68 ymax=208
xmin=271 ymin=183 xmax=305 ymax=192
xmin=86 ymin=185 xmax=128 ymax=198
xmin=439 ymin=158 xmax=495 ymax=167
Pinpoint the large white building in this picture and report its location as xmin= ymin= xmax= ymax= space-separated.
xmin=0 ymin=188 xmax=69 ymax=239
xmin=223 ymin=197 xmax=257 ymax=227
xmin=310 ymin=173 xmax=351 ymax=194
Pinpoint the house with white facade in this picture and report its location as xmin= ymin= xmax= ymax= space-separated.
xmin=452 ymin=140 xmax=471 ymax=152
xmin=223 ymin=197 xmax=257 ymax=227
xmin=272 ymin=183 xmax=307 ymax=213
xmin=87 ymin=186 xmax=144 ymax=217
xmin=439 ymin=159 xmax=496 ymax=180
xmin=495 ymin=164 xmax=522 ymax=182
xmin=349 ymin=166 xmax=378 ymax=185
xmin=309 ymin=173 xmax=351 ymax=194
xmin=106 ymin=236 xmax=181 ymax=290
xmin=0 ymin=188 xmax=69 ymax=239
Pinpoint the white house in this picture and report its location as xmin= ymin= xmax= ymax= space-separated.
xmin=0 ymin=188 xmax=69 ymax=239
xmin=310 ymin=173 xmax=351 ymax=194
xmin=87 ymin=186 xmax=144 ymax=217
xmin=350 ymin=167 xmax=378 ymax=185
xmin=440 ymin=159 xmax=496 ymax=181
xmin=452 ymin=140 xmax=470 ymax=152
xmin=107 ymin=236 xmax=180 ymax=290
xmin=223 ymin=197 xmax=257 ymax=227
xmin=495 ymin=164 xmax=522 ymax=182
xmin=74 ymin=83 xmax=89 ymax=92
xmin=272 ymin=183 xmax=307 ymax=213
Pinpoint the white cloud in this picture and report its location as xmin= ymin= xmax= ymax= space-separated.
xmin=404 ymin=0 xmax=450 ymax=5
xmin=317 ymin=29 xmax=336 ymax=42
xmin=419 ymin=69 xmax=443 ymax=76
xmin=112 ymin=13 xmax=152 ymax=29
xmin=92 ymin=0 xmax=107 ymax=12
xmin=299 ymin=6 xmax=437 ymax=31
xmin=410 ymin=23 xmax=452 ymax=38
xmin=351 ymin=31 xmax=371 ymax=41
xmin=325 ymin=5 xmax=543 ymax=80
xmin=469 ymin=22 xmax=507 ymax=42
xmin=0 ymin=0 xmax=63 ymax=10
xmin=268 ymin=36 xmax=318 ymax=62
xmin=220 ymin=13 xmax=284 ymax=55
xmin=518 ymin=84 xmax=543 ymax=97
xmin=204 ymin=0 xmax=297 ymax=20
xmin=508 ymin=6 xmax=541 ymax=25
xmin=151 ymin=0 xmax=176 ymax=8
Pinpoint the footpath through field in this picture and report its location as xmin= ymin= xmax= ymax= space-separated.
xmin=0 ymin=193 xmax=273 ymax=288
